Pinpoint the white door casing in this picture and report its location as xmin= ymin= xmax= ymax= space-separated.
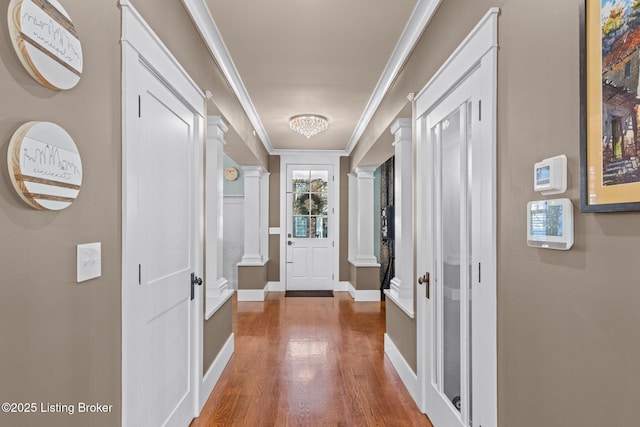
xmin=281 ymin=155 xmax=340 ymax=291
xmin=121 ymin=2 xmax=205 ymax=426
xmin=415 ymin=8 xmax=498 ymax=427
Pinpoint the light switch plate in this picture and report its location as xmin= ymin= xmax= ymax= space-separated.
xmin=77 ymin=242 xmax=101 ymax=282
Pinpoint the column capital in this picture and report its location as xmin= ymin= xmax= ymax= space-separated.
xmin=242 ymin=166 xmax=264 ymax=177
xmin=391 ymin=118 xmax=412 ymax=145
xmin=355 ymin=166 xmax=376 ymax=179
xmin=207 ymin=116 xmax=228 ymax=143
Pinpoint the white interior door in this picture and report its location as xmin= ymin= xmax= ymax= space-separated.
xmin=136 ymin=65 xmax=200 ymax=427
xmin=418 ymin=70 xmax=479 ymax=427
xmin=286 ymin=165 xmax=333 ymax=290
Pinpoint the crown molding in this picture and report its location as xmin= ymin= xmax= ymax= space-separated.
xmin=181 ymin=0 xmax=274 ymax=153
xmin=270 ymin=149 xmax=349 ymax=157
xmin=344 ymin=0 xmax=443 ymax=155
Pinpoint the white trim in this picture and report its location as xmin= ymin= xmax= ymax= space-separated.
xmin=237 ymin=258 xmax=269 ymax=267
xmin=415 ymin=8 xmax=499 ymax=426
xmin=348 ymin=283 xmax=381 ymax=302
xmin=269 ymin=227 xmax=281 ymax=235
xmin=205 ymin=288 xmax=234 ymax=320
xmin=415 ymin=7 xmax=500 ymax=114
xmin=183 ymin=0 xmax=442 ymax=156
xmin=268 ymin=281 xmax=285 ymax=292
xmin=181 ymin=0 xmax=273 ymax=152
xmin=336 ymin=281 xmax=350 ymax=292
xmin=271 ymin=149 xmax=349 ymax=157
xmin=120 ymin=0 xmax=204 ymax=115
xmin=237 ymin=287 xmax=268 ymax=302
xmin=348 ymin=259 xmax=381 ymax=268
xmin=121 ymin=2 xmax=205 ymax=426
xmin=200 ymin=333 xmax=234 ymax=410
xmin=345 ymin=0 xmax=443 ymax=154
xmin=384 ymin=287 xmax=415 ymax=319
xmin=384 ymin=334 xmax=419 ymax=404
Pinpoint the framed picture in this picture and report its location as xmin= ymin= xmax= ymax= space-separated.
xmin=580 ymin=0 xmax=640 ymax=212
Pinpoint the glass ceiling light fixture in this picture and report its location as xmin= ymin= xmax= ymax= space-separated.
xmin=289 ymin=114 xmax=329 ymax=138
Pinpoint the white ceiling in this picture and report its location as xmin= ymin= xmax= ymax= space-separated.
xmin=202 ymin=0 xmax=418 ymax=152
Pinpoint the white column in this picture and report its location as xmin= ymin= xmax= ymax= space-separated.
xmin=347 ymin=173 xmax=357 ymax=263
xmin=240 ymin=166 xmax=265 ymax=265
xmin=389 ymin=118 xmax=413 ymax=301
xmin=354 ymin=167 xmax=379 ymax=266
xmin=206 ymin=116 xmax=229 ymax=298
xmin=260 ymin=169 xmax=270 ymax=263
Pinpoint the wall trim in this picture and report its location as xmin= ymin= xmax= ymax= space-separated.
xmin=237 ymin=287 xmax=267 ymax=302
xmin=384 ymin=334 xmax=419 ymax=406
xmin=348 ymin=283 xmax=381 ymax=302
xmin=384 ymin=289 xmax=415 ymax=319
xmin=336 ymin=281 xmax=350 ymax=292
xmin=181 ymin=0 xmax=273 ymax=152
xmin=345 ymin=0 xmax=443 ymax=154
xmin=268 ymin=281 xmax=284 ymax=292
xmin=200 ymin=333 xmax=234 ymax=410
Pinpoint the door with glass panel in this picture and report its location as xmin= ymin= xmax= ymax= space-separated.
xmin=286 ymin=165 xmax=333 ymax=290
xmin=418 ymin=70 xmax=479 ymax=427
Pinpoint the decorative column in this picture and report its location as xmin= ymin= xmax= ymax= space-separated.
xmin=260 ymin=169 xmax=270 ymax=265
xmin=347 ymin=166 xmax=380 ymax=301
xmin=240 ymin=166 xmax=265 ymax=265
xmin=206 ymin=116 xmax=230 ymax=306
xmin=389 ymin=118 xmax=414 ymax=307
xmin=355 ymin=167 xmax=378 ymax=265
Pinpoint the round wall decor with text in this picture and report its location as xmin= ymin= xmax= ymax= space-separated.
xmin=8 ymin=121 xmax=83 ymax=210
xmin=8 ymin=0 xmax=83 ymax=90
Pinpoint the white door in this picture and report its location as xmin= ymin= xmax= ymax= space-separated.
xmin=136 ymin=65 xmax=200 ymax=427
xmin=286 ymin=165 xmax=333 ymax=290
xmin=418 ymin=70 xmax=480 ymax=427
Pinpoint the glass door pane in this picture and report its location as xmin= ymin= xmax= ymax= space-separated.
xmin=440 ymin=107 xmax=462 ymax=410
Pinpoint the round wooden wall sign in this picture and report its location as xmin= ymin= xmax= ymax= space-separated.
xmin=8 ymin=0 xmax=83 ymax=90
xmin=8 ymin=121 xmax=83 ymax=210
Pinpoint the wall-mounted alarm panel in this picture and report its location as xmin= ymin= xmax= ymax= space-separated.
xmin=527 ymin=198 xmax=574 ymax=250
xmin=534 ymin=154 xmax=567 ymax=195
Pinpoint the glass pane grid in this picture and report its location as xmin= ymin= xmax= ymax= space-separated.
xmin=291 ymin=170 xmax=329 ymax=239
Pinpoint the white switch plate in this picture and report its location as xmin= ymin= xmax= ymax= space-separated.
xmin=77 ymin=242 xmax=101 ymax=282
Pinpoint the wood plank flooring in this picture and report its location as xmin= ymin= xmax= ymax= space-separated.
xmin=191 ymin=292 xmax=432 ymax=427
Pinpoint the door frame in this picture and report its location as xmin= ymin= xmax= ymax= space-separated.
xmin=415 ymin=8 xmax=499 ymax=427
xmin=121 ymin=2 xmax=206 ymax=426
xmin=279 ymin=154 xmax=341 ymax=291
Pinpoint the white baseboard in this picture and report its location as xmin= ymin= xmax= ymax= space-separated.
xmin=200 ymin=333 xmax=234 ymax=410
xmin=348 ymin=283 xmax=381 ymax=302
xmin=384 ymin=333 xmax=419 ymax=405
xmin=237 ymin=288 xmax=266 ymax=301
xmin=268 ymin=281 xmax=284 ymax=292
xmin=335 ymin=281 xmax=350 ymax=292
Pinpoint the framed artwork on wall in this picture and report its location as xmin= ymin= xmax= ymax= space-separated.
xmin=580 ymin=0 xmax=640 ymax=212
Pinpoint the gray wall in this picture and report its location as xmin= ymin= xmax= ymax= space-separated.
xmin=0 ymin=1 xmax=247 ymax=425
xmin=223 ymin=155 xmax=244 ymax=195
xmin=0 ymin=1 xmax=121 ymax=426
xmin=377 ymin=0 xmax=640 ymax=425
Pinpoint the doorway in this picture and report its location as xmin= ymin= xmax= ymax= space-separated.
xmin=415 ymin=9 xmax=498 ymax=427
xmin=121 ymin=3 xmax=206 ymax=426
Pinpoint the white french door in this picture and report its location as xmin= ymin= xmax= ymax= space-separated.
xmin=418 ymin=71 xmax=478 ymax=427
xmin=416 ymin=11 xmax=498 ymax=427
xmin=285 ymin=164 xmax=334 ymax=290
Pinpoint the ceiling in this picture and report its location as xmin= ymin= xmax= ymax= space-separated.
xmin=201 ymin=0 xmax=418 ymax=152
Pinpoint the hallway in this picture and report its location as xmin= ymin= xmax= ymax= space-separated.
xmin=191 ymin=293 xmax=432 ymax=427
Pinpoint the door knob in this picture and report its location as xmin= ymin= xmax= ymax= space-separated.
xmin=418 ymin=272 xmax=430 ymax=299
xmin=190 ymin=273 xmax=203 ymax=301
xmin=287 ymin=241 xmax=293 ymax=246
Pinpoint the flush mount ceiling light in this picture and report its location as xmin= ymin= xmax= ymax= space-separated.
xmin=288 ymin=114 xmax=329 ymax=138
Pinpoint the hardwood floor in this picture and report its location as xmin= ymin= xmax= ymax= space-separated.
xmin=191 ymin=292 xmax=432 ymax=427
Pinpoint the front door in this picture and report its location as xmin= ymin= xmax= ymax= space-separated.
xmin=136 ymin=64 xmax=200 ymax=427
xmin=418 ymin=70 xmax=479 ymax=427
xmin=286 ymin=165 xmax=334 ymax=290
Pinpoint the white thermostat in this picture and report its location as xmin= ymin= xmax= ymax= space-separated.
xmin=527 ymin=198 xmax=573 ymax=250
xmin=534 ymin=154 xmax=567 ymax=195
